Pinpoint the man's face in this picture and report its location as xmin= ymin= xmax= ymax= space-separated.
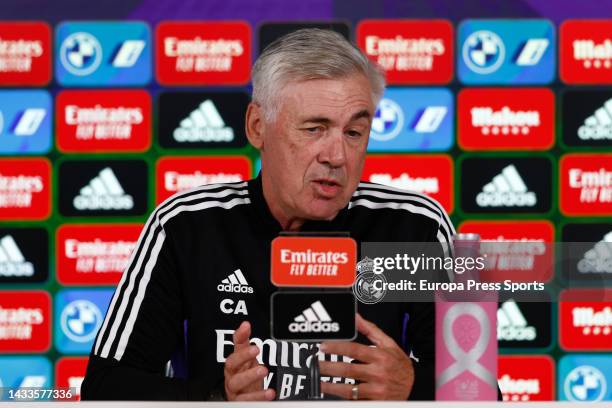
xmin=257 ymin=73 xmax=375 ymax=222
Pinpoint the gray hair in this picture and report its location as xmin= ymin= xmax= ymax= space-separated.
xmin=251 ymin=28 xmax=386 ymax=121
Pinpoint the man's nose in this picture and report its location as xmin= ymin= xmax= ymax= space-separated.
xmin=318 ymin=129 xmax=347 ymax=168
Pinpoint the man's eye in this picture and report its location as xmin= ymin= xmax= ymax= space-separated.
xmin=305 ymin=126 xmax=323 ymax=134
xmin=347 ymin=130 xmax=362 ymax=138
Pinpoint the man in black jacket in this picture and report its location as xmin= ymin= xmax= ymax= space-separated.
xmin=81 ymin=28 xmax=455 ymax=401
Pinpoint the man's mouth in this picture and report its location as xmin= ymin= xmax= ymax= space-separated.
xmin=312 ymin=179 xmax=342 ymax=198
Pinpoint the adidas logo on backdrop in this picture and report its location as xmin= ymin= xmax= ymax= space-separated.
xmin=578 ymin=231 xmax=612 ymax=274
xmin=73 ymin=167 xmax=133 ymax=210
xmin=578 ymin=98 xmax=612 ymax=140
xmin=497 ymin=300 xmax=536 ymax=341
xmin=288 ymin=301 xmax=340 ymax=333
xmin=173 ymin=99 xmax=233 ymax=143
xmin=217 ymin=269 xmax=253 ymax=294
xmin=0 ymin=235 xmax=34 ymax=277
xmin=476 ymin=164 xmax=537 ymax=207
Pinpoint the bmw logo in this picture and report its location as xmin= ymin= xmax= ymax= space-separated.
xmin=370 ymin=98 xmax=404 ymax=142
xmin=462 ymin=30 xmax=505 ymax=74
xmin=60 ymin=299 xmax=103 ymax=343
xmin=564 ymin=365 xmax=607 ymax=402
xmin=60 ymin=32 xmax=103 ymax=76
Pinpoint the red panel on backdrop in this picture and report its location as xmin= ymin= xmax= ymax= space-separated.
xmin=458 ymin=88 xmax=555 ymax=151
xmin=0 ymin=290 xmax=51 ymax=353
xmin=0 ymin=22 xmax=51 ymax=86
xmin=560 ymin=153 xmax=612 ymax=216
xmin=155 ymin=21 xmax=251 ymax=85
xmin=0 ymin=158 xmax=51 ymax=220
xmin=56 ymin=224 xmax=142 ymax=286
xmin=560 ymin=20 xmax=612 ymax=84
xmin=56 ymin=90 xmax=151 ymax=153
xmin=498 ymin=355 xmax=555 ymax=401
xmin=356 ymin=19 xmax=453 ymax=84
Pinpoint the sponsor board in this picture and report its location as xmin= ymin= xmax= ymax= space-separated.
xmin=496 ymin=299 xmax=552 ymax=349
xmin=560 ymin=153 xmax=611 ymax=216
xmin=562 ymin=90 xmax=612 ymax=147
xmin=158 ymin=91 xmax=248 ymax=149
xmin=356 ymin=19 xmax=453 ymax=84
xmin=0 ymin=228 xmax=48 ymax=284
xmin=0 ymin=22 xmax=51 ymax=85
xmin=58 ymin=160 xmax=148 ymax=217
xmin=258 ymin=22 xmax=350 ymax=54
xmin=55 ymin=357 xmax=88 ymax=400
xmin=561 ymin=223 xmax=612 ymax=281
xmin=558 ymin=354 xmax=612 ymax=401
xmin=0 ymin=158 xmax=51 ymax=220
xmin=0 ymin=356 xmax=51 ymax=399
xmin=459 ymin=220 xmax=554 ymax=283
xmin=460 ymin=157 xmax=552 ymax=214
xmin=458 ymin=88 xmax=554 ymax=151
xmin=56 ymin=224 xmax=141 ymax=285
xmin=458 ymin=19 xmax=555 ymax=84
xmin=155 ymin=156 xmax=251 ymax=203
xmin=498 ymin=355 xmax=555 ymax=401
xmin=0 ymin=90 xmax=52 ymax=154
xmin=54 ymin=289 xmax=113 ymax=354
xmin=56 ymin=90 xmax=151 ymax=153
xmin=271 ymin=291 xmax=356 ymax=341
xmin=559 ymin=289 xmax=612 ymax=351
xmin=0 ymin=290 xmax=50 ymax=353
xmin=367 ymin=88 xmax=453 ymax=152
xmin=156 ymin=21 xmax=251 ymax=85
xmin=271 ymin=236 xmax=356 ymax=287
xmin=560 ymin=20 xmax=612 ymax=84
xmin=55 ymin=21 xmax=151 ymax=86
xmin=361 ymin=154 xmax=453 ymax=213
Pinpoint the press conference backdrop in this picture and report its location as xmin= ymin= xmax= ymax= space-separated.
xmin=0 ymin=0 xmax=610 ymax=402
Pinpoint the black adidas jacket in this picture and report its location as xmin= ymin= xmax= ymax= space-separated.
xmin=81 ymin=174 xmax=456 ymax=401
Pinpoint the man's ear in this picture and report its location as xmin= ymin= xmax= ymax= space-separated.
xmin=245 ymin=102 xmax=264 ymax=150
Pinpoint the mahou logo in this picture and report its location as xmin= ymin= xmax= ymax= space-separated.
xmin=560 ymin=154 xmax=612 ymax=216
xmin=0 ymin=22 xmax=51 ymax=85
xmin=56 ymin=90 xmax=151 ymax=153
xmin=156 ymin=21 xmax=251 ymax=85
xmin=271 ymin=236 xmax=356 ymax=287
xmin=0 ymin=290 xmax=50 ymax=352
xmin=356 ymin=20 xmax=453 ymax=84
xmin=560 ymin=20 xmax=612 ymax=84
xmin=361 ymin=154 xmax=453 ymax=214
xmin=0 ymin=158 xmax=50 ymax=220
xmin=56 ymin=224 xmax=141 ymax=285
xmin=498 ymin=356 xmax=555 ymax=401
xmin=156 ymin=156 xmax=251 ymax=203
xmin=560 ymin=289 xmax=612 ymax=351
xmin=458 ymin=88 xmax=554 ymax=150
xmin=459 ymin=220 xmax=554 ymax=283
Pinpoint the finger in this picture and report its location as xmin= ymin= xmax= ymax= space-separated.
xmin=319 ymin=361 xmax=376 ymax=383
xmin=356 ymin=313 xmax=399 ymax=349
xmin=321 ymin=382 xmax=383 ymax=400
xmin=227 ymin=365 xmax=268 ymax=394
xmin=233 ymin=321 xmax=252 ymax=350
xmin=224 ymin=344 xmax=259 ymax=374
xmin=319 ymin=341 xmax=381 ymax=363
xmin=234 ymin=389 xmax=276 ymax=401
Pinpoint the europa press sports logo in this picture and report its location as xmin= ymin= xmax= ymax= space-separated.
xmin=155 ymin=156 xmax=251 ymax=203
xmin=559 ymin=289 xmax=612 ymax=351
xmin=461 ymin=157 xmax=552 ymax=214
xmin=458 ymin=19 xmax=555 ymax=84
xmin=361 ymin=154 xmax=453 ymax=214
xmin=56 ymin=90 xmax=151 ymax=153
xmin=560 ymin=153 xmax=611 ymax=216
xmin=498 ymin=356 xmax=554 ymax=401
xmin=156 ymin=21 xmax=251 ymax=85
xmin=367 ymin=88 xmax=453 ymax=152
xmin=56 ymin=224 xmax=141 ymax=286
xmin=0 ymin=90 xmax=52 ymax=154
xmin=562 ymin=90 xmax=612 ymax=147
xmin=55 ymin=289 xmax=113 ymax=354
xmin=356 ymin=19 xmax=453 ymax=84
xmin=58 ymin=160 xmax=148 ymax=217
xmin=458 ymin=88 xmax=554 ymax=151
xmin=0 ymin=22 xmax=51 ymax=85
xmin=559 ymin=355 xmax=611 ymax=401
xmin=55 ymin=21 xmax=151 ymax=86
xmin=560 ymin=20 xmax=612 ymax=84
xmin=0 ymin=158 xmax=51 ymax=221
